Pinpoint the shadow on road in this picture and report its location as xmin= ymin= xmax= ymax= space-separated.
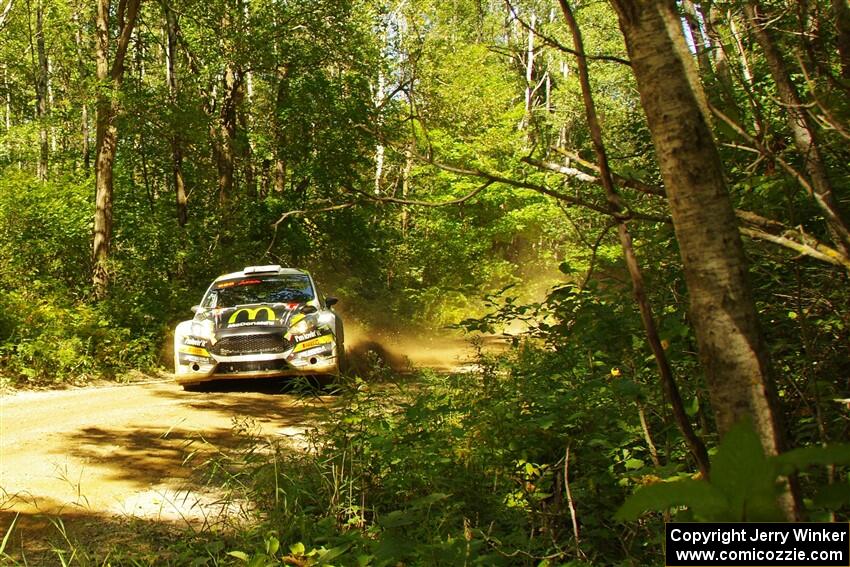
xmin=0 ymin=503 xmax=213 ymax=564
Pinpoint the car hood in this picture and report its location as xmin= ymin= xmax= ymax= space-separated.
xmin=202 ymin=304 xmax=305 ymax=336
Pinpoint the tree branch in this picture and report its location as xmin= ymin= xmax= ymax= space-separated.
xmin=110 ymin=0 xmax=141 ymax=81
xmin=271 ymin=201 xmax=358 ymax=228
xmin=504 ymin=0 xmax=631 ymax=66
xmin=550 ymin=146 xmax=666 ymax=196
xmin=350 ymin=180 xmax=494 ymax=207
xmin=527 ymin=146 xmax=850 ymax=271
xmin=0 ymin=0 xmax=13 ymax=33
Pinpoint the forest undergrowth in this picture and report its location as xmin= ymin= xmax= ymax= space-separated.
xmin=6 ymin=340 xmax=845 ymax=567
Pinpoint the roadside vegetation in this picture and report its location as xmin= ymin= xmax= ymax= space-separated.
xmin=1 ymin=0 xmax=849 ymax=563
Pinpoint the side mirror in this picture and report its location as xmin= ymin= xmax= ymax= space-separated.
xmin=325 ymin=296 xmax=339 ymax=307
xmin=191 ymin=305 xmax=202 ymax=314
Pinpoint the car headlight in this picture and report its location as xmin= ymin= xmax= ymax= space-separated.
xmin=191 ymin=319 xmax=215 ymax=339
xmin=289 ymin=317 xmax=314 ymax=335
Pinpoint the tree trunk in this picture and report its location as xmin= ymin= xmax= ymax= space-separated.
xmin=35 ymin=0 xmax=49 ymax=180
xmin=163 ymin=0 xmax=187 ymax=226
xmin=217 ymin=64 xmax=238 ymax=204
xmin=72 ymin=7 xmax=90 ymax=171
xmin=92 ymin=0 xmax=141 ymax=299
xmin=833 ymin=0 xmax=850 ymax=79
xmin=272 ymin=62 xmax=290 ymax=194
xmin=744 ymin=1 xmax=850 ymax=257
xmin=609 ymin=0 xmax=800 ymax=519
xmin=701 ymin=3 xmax=738 ymax=118
xmin=559 ymin=0 xmax=710 ymax=478
xmin=681 ymin=0 xmax=712 ymax=79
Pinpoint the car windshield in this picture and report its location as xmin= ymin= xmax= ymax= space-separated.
xmin=202 ymin=275 xmax=314 ymax=308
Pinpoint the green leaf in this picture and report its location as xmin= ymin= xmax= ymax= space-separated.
xmin=265 ymin=535 xmax=280 ymax=556
xmin=812 ymin=482 xmax=850 ymax=510
xmin=289 ymin=542 xmax=306 ymax=556
xmin=616 ymin=479 xmax=726 ymax=521
xmin=380 ymin=509 xmax=416 ymax=528
xmin=227 ymin=551 xmax=250 ymax=562
xmin=317 ymin=544 xmax=351 ymax=564
xmin=773 ymin=444 xmax=850 ymax=475
xmin=710 ymin=420 xmax=783 ymax=521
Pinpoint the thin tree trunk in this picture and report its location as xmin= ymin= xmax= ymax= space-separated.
xmin=744 ymin=1 xmax=850 ymax=257
xmin=701 ymin=3 xmax=738 ymax=116
xmin=831 ymin=0 xmax=850 ymax=79
xmin=92 ymin=0 xmax=141 ymax=298
xmin=240 ymin=99 xmax=255 ymax=200
xmin=273 ymin=68 xmax=288 ymax=193
xmin=34 ymin=0 xmax=49 ymax=180
xmin=559 ymin=0 xmax=710 ymax=478
xmin=72 ymin=7 xmax=90 ymax=170
xmin=401 ymin=143 xmax=412 ymax=238
xmin=217 ymin=64 xmax=238 ymax=204
xmin=681 ymin=0 xmax=712 ymax=78
xmin=637 ymin=401 xmax=662 ymax=467
xmin=609 ymin=0 xmax=800 ymax=519
xmin=163 ymin=0 xmax=187 ymax=226
xmin=524 ymin=13 xmax=536 ymax=121
xmin=1 ymin=64 xmax=9 ymax=162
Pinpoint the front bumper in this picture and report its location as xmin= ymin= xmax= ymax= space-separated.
xmin=174 ymin=335 xmax=340 ymax=385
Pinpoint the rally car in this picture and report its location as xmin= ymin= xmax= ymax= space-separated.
xmin=174 ymin=265 xmax=344 ymax=389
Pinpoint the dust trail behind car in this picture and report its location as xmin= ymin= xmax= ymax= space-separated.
xmin=341 ymin=321 xmax=509 ymax=375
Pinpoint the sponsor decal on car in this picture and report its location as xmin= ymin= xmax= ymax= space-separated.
xmin=179 ymin=345 xmax=211 ymax=357
xmin=291 ymin=330 xmax=320 ymax=342
xmin=296 ymin=346 xmax=332 ymax=358
xmin=291 ymin=334 xmax=334 ymax=354
xmin=183 ymin=337 xmax=207 ymax=347
xmin=228 ymin=306 xmax=276 ymax=327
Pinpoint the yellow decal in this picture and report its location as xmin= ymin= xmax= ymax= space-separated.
xmin=289 ymin=313 xmax=306 ymax=327
xmin=229 ymin=306 xmax=276 ymax=324
xmin=292 ymin=334 xmax=333 ymax=353
xmin=179 ymin=345 xmax=210 ymax=357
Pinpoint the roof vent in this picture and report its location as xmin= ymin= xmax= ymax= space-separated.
xmin=243 ymin=265 xmax=281 ymax=275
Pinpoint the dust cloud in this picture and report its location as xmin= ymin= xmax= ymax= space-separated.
xmin=342 ymin=320 xmax=502 ymax=375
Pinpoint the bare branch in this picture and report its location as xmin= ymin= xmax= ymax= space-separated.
xmin=522 ymin=157 xmax=597 ymax=183
xmin=503 ymin=0 xmax=631 ymax=66
xmin=351 ymin=180 xmax=494 ymax=207
xmin=0 ymin=0 xmax=13 ymax=32
xmin=411 ymin=149 xmax=669 ymax=222
xmin=271 ymin=201 xmax=357 ymax=228
xmin=795 ymin=53 xmax=850 ymax=141
xmin=711 ymin=103 xmax=816 ymax=195
xmin=551 ymin=146 xmax=666 ymax=197
xmin=538 ymin=145 xmax=850 ymax=271
xmin=739 ymin=227 xmax=850 ymax=271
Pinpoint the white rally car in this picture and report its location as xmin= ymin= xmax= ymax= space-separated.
xmin=174 ymin=265 xmax=344 ymax=389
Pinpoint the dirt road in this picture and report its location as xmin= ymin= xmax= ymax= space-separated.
xmin=0 ymin=378 xmax=331 ymax=556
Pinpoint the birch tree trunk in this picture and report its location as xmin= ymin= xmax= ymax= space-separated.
xmin=609 ymin=0 xmax=800 ymax=519
xmin=92 ymin=0 xmax=141 ymax=298
xmin=558 ymin=0 xmax=710 ymax=478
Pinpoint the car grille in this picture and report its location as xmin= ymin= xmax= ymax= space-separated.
xmin=212 ymin=334 xmax=289 ymax=356
xmin=216 ymin=360 xmax=289 ymax=374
